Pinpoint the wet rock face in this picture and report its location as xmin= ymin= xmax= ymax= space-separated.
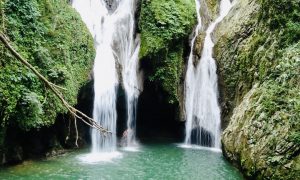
xmin=191 ymin=0 xmax=219 ymax=67
xmin=6 ymin=146 xmax=23 ymax=165
xmin=104 ymin=0 xmax=120 ymax=12
xmin=200 ymin=0 xmax=219 ymax=29
xmin=0 ymin=81 xmax=94 ymax=166
xmin=193 ymin=32 xmax=206 ymax=66
xmin=190 ymin=127 xmax=214 ymax=147
xmin=135 ymin=57 xmax=186 ymax=139
xmin=214 ymin=0 xmax=260 ymax=129
xmin=0 ymin=121 xmax=88 ymax=166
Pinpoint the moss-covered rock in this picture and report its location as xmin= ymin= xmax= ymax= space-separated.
xmin=0 ymin=0 xmax=95 ymax=164
xmin=199 ymin=0 xmax=219 ymax=29
xmin=139 ymin=0 xmax=196 ymax=58
xmin=205 ymin=0 xmax=219 ymax=20
xmin=139 ymin=0 xmax=196 ymax=105
xmin=193 ymin=0 xmax=220 ymax=67
xmin=214 ymin=0 xmax=300 ymax=178
xmin=214 ymin=0 xmax=261 ymax=126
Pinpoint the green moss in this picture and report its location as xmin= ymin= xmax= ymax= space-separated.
xmin=259 ymin=0 xmax=300 ymax=46
xmin=218 ymin=0 xmax=300 ymax=178
xmin=139 ymin=0 xmax=196 ymax=58
xmin=242 ymin=45 xmax=300 ymax=176
xmin=0 ymin=0 xmax=95 ymax=131
xmin=149 ymin=42 xmax=184 ymax=104
xmin=139 ymin=0 xmax=196 ymax=104
xmin=206 ymin=0 xmax=219 ymax=19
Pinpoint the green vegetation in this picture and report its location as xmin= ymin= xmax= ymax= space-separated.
xmin=260 ymin=0 xmax=300 ymax=46
xmin=139 ymin=0 xmax=196 ymax=58
xmin=139 ymin=0 xmax=196 ymax=103
xmin=0 ymin=0 xmax=94 ymax=153
xmin=216 ymin=0 xmax=300 ymax=178
xmin=148 ymin=42 xmax=184 ymax=104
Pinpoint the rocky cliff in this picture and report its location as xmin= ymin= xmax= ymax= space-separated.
xmin=0 ymin=0 xmax=95 ymax=165
xmin=213 ymin=0 xmax=300 ymax=179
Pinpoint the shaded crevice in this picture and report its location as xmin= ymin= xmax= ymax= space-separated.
xmin=135 ymin=58 xmax=185 ymax=141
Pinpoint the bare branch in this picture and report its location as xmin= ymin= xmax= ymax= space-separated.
xmin=0 ymin=32 xmax=110 ymax=134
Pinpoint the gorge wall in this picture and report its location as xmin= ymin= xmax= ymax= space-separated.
xmin=213 ymin=0 xmax=300 ymax=179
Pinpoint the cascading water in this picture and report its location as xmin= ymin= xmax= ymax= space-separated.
xmin=113 ymin=0 xmax=142 ymax=148
xmin=73 ymin=0 xmax=118 ymax=153
xmin=72 ymin=0 xmax=141 ymax=157
xmin=123 ymin=43 xmax=141 ymax=147
xmin=184 ymin=0 xmax=233 ymax=148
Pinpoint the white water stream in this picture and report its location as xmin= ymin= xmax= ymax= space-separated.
xmin=73 ymin=0 xmax=141 ymax=160
xmin=114 ymin=0 xmax=142 ymax=148
xmin=184 ymin=0 xmax=233 ymax=148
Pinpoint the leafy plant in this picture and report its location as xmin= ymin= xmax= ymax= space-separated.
xmin=0 ymin=0 xmax=95 ymax=144
xmin=139 ymin=0 xmax=196 ymax=58
xmin=139 ymin=0 xmax=196 ymax=103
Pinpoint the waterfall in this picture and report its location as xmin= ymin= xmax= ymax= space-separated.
xmin=73 ymin=0 xmax=118 ymax=153
xmin=184 ymin=0 xmax=233 ymax=148
xmin=73 ymin=0 xmax=141 ymax=155
xmin=113 ymin=0 xmax=142 ymax=148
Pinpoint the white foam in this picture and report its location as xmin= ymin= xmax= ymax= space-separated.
xmin=77 ymin=152 xmax=123 ymax=164
xmin=177 ymin=143 xmax=222 ymax=153
xmin=121 ymin=146 xmax=141 ymax=152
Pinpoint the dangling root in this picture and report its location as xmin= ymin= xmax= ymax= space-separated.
xmin=72 ymin=109 xmax=79 ymax=148
xmin=66 ymin=115 xmax=71 ymax=142
xmin=74 ymin=118 xmax=79 ymax=147
xmin=0 ymin=32 xmax=111 ymax=135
